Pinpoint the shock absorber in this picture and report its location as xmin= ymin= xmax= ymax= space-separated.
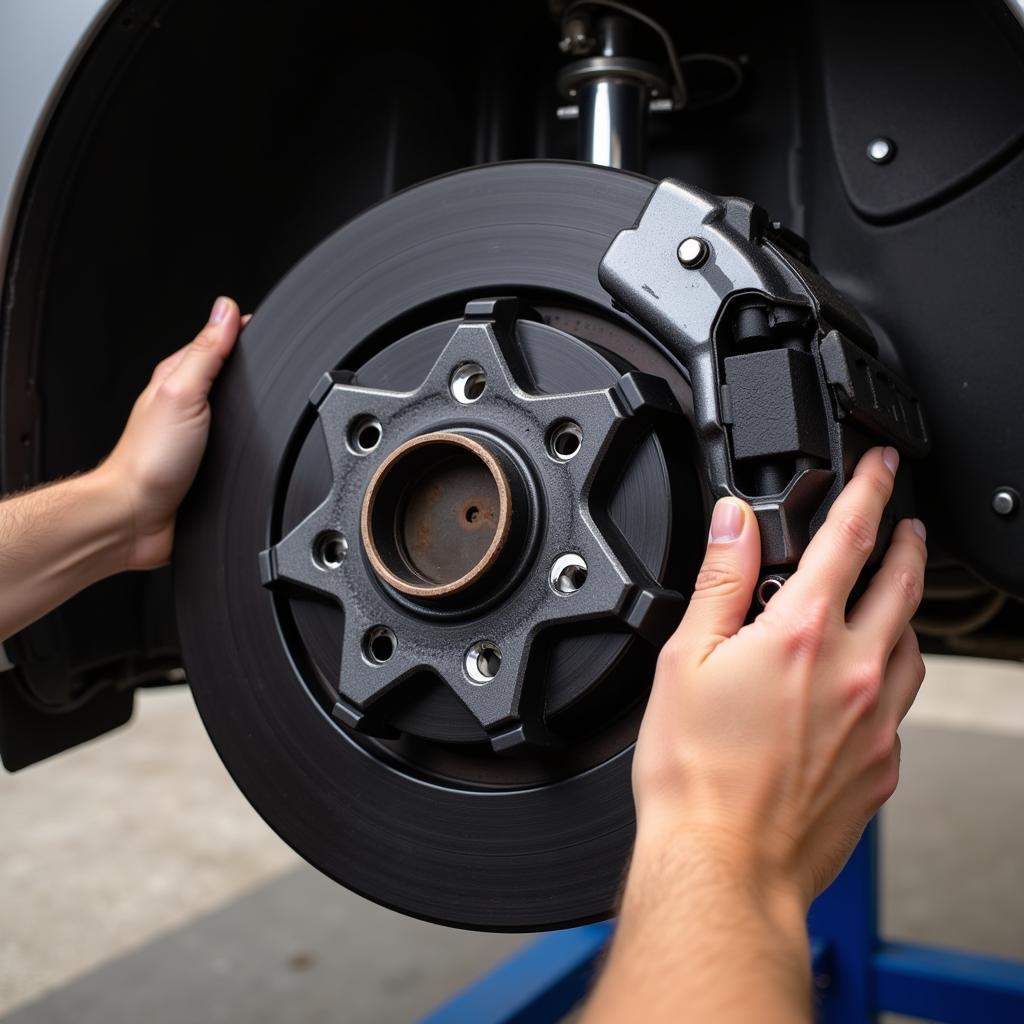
xmin=556 ymin=11 xmax=668 ymax=171
xmin=555 ymin=3 xmax=747 ymax=173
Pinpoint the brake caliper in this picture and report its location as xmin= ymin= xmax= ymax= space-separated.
xmin=599 ymin=179 xmax=930 ymax=601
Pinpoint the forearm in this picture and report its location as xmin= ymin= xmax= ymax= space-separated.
xmin=582 ymin=825 xmax=812 ymax=1024
xmin=0 ymin=468 xmax=131 ymax=641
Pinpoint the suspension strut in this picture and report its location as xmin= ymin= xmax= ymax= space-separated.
xmin=557 ymin=12 xmax=667 ymax=171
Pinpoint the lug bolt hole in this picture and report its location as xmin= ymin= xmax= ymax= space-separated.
xmin=349 ymin=416 xmax=382 ymax=454
xmin=465 ymin=505 xmax=480 ymax=523
xmin=363 ymin=625 xmax=397 ymax=665
xmin=450 ymin=363 xmax=487 ymax=404
xmin=313 ymin=530 xmax=348 ymax=570
xmin=465 ymin=641 xmax=501 ymax=683
xmin=548 ymin=421 xmax=583 ymax=462
xmin=550 ymin=554 xmax=588 ymax=594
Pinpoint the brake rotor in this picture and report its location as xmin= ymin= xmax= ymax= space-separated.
xmin=175 ymin=162 xmax=706 ymax=930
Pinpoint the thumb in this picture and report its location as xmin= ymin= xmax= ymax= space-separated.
xmin=676 ymin=497 xmax=761 ymax=655
xmin=162 ymin=296 xmax=241 ymax=405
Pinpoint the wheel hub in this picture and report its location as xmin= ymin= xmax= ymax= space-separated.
xmin=260 ymin=298 xmax=688 ymax=751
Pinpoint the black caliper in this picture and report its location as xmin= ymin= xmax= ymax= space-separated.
xmin=599 ymin=178 xmax=930 ymax=603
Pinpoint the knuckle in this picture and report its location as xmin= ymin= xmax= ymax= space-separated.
xmin=899 ymin=630 xmax=926 ymax=685
xmin=835 ymin=509 xmax=877 ymax=558
xmin=785 ymin=620 xmax=824 ymax=661
xmin=633 ymin=748 xmax=686 ymax=806
xmin=692 ymin=561 xmax=744 ymax=599
xmin=875 ymin=758 xmax=901 ymax=805
xmin=151 ymin=357 xmax=174 ymax=381
xmin=864 ymin=469 xmax=893 ymax=503
xmin=156 ymin=378 xmax=187 ymax=404
xmin=155 ymin=377 xmax=196 ymax=409
xmin=892 ymin=566 xmax=923 ymax=608
xmin=867 ymin=730 xmax=896 ymax=767
xmin=656 ymin=635 xmax=689 ymax=675
xmin=190 ymin=328 xmax=219 ymax=352
xmin=905 ymin=625 xmax=922 ymax=654
xmin=843 ymin=659 xmax=884 ymax=714
xmin=781 ymin=598 xmax=831 ymax=660
xmin=915 ymin=654 xmax=927 ymax=685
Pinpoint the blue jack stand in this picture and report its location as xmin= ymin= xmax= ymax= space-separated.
xmin=422 ymin=820 xmax=1024 ymax=1023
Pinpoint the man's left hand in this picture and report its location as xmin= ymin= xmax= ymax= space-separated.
xmin=97 ymin=296 xmax=246 ymax=570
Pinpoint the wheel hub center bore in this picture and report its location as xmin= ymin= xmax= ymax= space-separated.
xmin=361 ymin=432 xmax=513 ymax=598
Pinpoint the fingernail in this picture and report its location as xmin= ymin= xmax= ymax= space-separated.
xmin=911 ymin=518 xmax=927 ymax=542
xmin=882 ymin=446 xmax=900 ymax=476
xmin=709 ymin=499 xmax=743 ymax=544
xmin=209 ymin=296 xmax=230 ymax=325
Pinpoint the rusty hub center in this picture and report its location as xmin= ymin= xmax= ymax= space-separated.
xmin=361 ymin=431 xmax=512 ymax=598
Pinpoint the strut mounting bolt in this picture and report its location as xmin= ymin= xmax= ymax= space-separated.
xmin=465 ymin=641 xmax=502 ymax=684
xmin=677 ymin=237 xmax=709 ymax=269
xmin=867 ymin=137 xmax=895 ymax=164
xmin=992 ymin=488 xmax=1019 ymax=517
xmin=550 ymin=554 xmax=588 ymax=594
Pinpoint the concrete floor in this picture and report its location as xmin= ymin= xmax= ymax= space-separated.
xmin=0 ymin=655 xmax=1022 ymax=1022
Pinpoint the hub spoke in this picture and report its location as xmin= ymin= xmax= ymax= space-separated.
xmin=336 ymin=618 xmax=533 ymax=739
xmin=336 ymin=618 xmax=428 ymax=713
xmin=528 ymin=526 xmax=683 ymax=644
xmin=310 ymin=373 xmax=414 ymax=478
xmin=259 ymin=498 xmax=350 ymax=601
xmin=415 ymin=297 xmax=537 ymax=401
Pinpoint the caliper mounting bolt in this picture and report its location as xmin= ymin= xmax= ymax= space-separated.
xmin=677 ymin=236 xmax=709 ymax=269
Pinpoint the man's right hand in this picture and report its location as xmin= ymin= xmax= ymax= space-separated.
xmin=632 ymin=445 xmax=927 ymax=904
xmin=583 ymin=447 xmax=926 ymax=1024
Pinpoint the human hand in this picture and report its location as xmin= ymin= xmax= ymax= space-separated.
xmin=96 ymin=297 xmax=246 ymax=570
xmin=631 ymin=447 xmax=927 ymax=908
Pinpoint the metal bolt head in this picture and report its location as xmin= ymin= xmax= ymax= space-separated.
xmin=867 ymin=137 xmax=895 ymax=164
xmin=756 ymin=575 xmax=785 ymax=607
xmin=992 ymin=488 xmax=1019 ymax=517
xmin=677 ymin=237 xmax=709 ymax=269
